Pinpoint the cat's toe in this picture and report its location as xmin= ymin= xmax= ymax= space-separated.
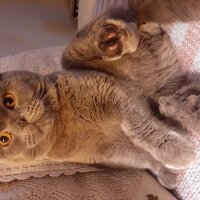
xmin=139 ymin=22 xmax=164 ymax=37
xmin=160 ymin=134 xmax=197 ymax=170
xmin=95 ymin=19 xmax=139 ymax=61
xmin=157 ymin=167 xmax=179 ymax=189
xmin=166 ymin=148 xmax=197 ymax=170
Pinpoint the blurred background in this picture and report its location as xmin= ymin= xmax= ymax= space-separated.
xmin=0 ymin=0 xmax=77 ymax=57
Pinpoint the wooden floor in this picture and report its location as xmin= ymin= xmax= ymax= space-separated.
xmin=0 ymin=0 xmax=77 ymax=57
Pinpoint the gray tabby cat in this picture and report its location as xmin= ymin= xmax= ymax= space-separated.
xmin=0 ymin=70 xmax=197 ymax=190
xmin=1 ymin=2 xmax=200 ymax=190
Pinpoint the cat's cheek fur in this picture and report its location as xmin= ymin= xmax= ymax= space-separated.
xmin=0 ymin=139 xmax=29 ymax=166
xmin=21 ymin=100 xmax=45 ymax=123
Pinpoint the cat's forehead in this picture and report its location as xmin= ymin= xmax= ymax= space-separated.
xmin=0 ymin=71 xmax=42 ymax=86
xmin=1 ymin=71 xmax=38 ymax=80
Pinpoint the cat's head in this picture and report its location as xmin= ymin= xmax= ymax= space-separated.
xmin=0 ymin=71 xmax=56 ymax=166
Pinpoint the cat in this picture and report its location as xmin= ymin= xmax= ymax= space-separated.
xmin=2 ymin=3 xmax=200 ymax=190
xmin=0 ymin=70 xmax=198 ymax=190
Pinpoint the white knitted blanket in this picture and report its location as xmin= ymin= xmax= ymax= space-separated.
xmin=165 ymin=22 xmax=200 ymax=200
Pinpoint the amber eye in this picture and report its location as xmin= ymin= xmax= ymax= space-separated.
xmin=0 ymin=132 xmax=12 ymax=147
xmin=3 ymin=93 xmax=16 ymax=110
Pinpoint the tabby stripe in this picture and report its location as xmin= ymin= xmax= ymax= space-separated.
xmin=54 ymin=82 xmax=61 ymax=102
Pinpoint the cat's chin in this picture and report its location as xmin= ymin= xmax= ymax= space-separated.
xmin=0 ymin=158 xmax=34 ymax=167
xmin=0 ymin=149 xmax=49 ymax=167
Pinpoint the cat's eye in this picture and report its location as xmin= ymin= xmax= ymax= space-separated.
xmin=3 ymin=93 xmax=16 ymax=110
xmin=0 ymin=132 xmax=12 ymax=147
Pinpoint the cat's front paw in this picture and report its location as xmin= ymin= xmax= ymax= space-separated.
xmin=95 ymin=19 xmax=139 ymax=61
xmin=157 ymin=132 xmax=197 ymax=170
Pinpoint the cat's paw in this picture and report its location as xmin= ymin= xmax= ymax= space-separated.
xmin=157 ymin=167 xmax=179 ymax=189
xmin=95 ymin=19 xmax=139 ymax=61
xmin=157 ymin=132 xmax=197 ymax=170
xmin=139 ymin=22 xmax=164 ymax=37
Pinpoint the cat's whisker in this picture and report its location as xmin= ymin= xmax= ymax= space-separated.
xmin=44 ymin=104 xmax=57 ymax=109
xmin=35 ymin=86 xmax=41 ymax=100
xmin=15 ymin=72 xmax=26 ymax=85
xmin=39 ymin=83 xmax=71 ymax=103
xmin=40 ymin=70 xmax=65 ymax=102
xmin=43 ymin=101 xmax=59 ymax=110
xmin=38 ymin=79 xmax=46 ymax=100
xmin=44 ymin=108 xmax=53 ymax=111
xmin=36 ymin=80 xmax=45 ymax=99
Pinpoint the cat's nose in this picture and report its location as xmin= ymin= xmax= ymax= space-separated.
xmin=0 ymin=122 xmax=6 ymax=131
xmin=0 ymin=108 xmax=8 ymax=131
xmin=18 ymin=117 xmax=27 ymax=124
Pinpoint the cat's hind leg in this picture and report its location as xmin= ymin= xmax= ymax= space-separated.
xmin=94 ymin=20 xmax=165 ymax=61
